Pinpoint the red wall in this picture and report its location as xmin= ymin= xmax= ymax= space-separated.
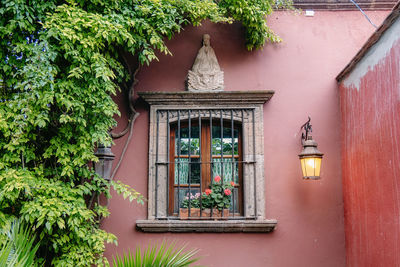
xmin=339 ymin=20 xmax=400 ymax=267
xmin=103 ymin=11 xmax=388 ymax=267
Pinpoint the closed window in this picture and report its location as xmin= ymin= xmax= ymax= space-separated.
xmin=169 ymin=118 xmax=243 ymax=217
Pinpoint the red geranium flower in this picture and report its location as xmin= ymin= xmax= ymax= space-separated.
xmin=230 ymin=181 xmax=235 ymax=186
xmin=224 ymin=189 xmax=232 ymax=196
xmin=205 ymin=189 xmax=212 ymax=195
xmin=214 ymin=175 xmax=221 ymax=182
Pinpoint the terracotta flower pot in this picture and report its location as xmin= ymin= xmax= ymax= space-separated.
xmin=180 ymin=208 xmax=229 ymax=219
xmin=201 ymin=208 xmax=229 ymax=219
xmin=201 ymin=209 xmax=211 ymax=217
xmin=179 ymin=208 xmax=200 ymax=219
xmin=212 ymin=209 xmax=229 ymax=218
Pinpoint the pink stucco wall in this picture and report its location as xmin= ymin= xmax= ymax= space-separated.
xmin=339 ymin=17 xmax=400 ymax=267
xmin=103 ymin=11 xmax=388 ymax=267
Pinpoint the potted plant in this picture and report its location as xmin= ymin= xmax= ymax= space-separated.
xmin=201 ymin=175 xmax=234 ymax=218
xmin=179 ymin=176 xmax=235 ymax=219
xmin=180 ymin=193 xmax=201 ymax=219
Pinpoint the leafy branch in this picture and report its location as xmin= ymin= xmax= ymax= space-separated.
xmin=111 ymin=180 xmax=146 ymax=205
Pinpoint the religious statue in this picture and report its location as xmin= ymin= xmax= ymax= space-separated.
xmin=187 ymin=34 xmax=224 ymax=91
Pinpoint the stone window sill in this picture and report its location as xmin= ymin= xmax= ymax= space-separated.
xmin=136 ymin=219 xmax=277 ymax=233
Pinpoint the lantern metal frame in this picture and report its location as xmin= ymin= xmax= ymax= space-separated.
xmin=299 ymin=117 xmax=324 ymax=180
xmin=94 ymin=144 xmax=115 ymax=181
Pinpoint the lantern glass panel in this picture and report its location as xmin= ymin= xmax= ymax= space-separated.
xmin=94 ymin=159 xmax=113 ymax=180
xmin=300 ymin=157 xmax=322 ymax=178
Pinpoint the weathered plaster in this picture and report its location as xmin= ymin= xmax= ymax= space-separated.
xmin=343 ymin=17 xmax=400 ymax=90
xmin=339 ymin=9 xmax=400 ymax=266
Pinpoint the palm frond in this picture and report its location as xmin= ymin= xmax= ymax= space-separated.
xmin=112 ymin=240 xmax=201 ymax=267
xmin=0 ymin=219 xmax=41 ymax=267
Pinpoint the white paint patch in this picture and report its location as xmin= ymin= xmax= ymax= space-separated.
xmin=343 ymin=17 xmax=400 ymax=90
xmin=305 ymin=10 xmax=315 ymax=17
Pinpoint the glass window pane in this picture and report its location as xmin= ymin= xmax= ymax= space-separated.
xmin=189 ymin=158 xmax=201 ymax=184
xmin=175 ymin=158 xmax=188 ymax=184
xmin=211 ymin=126 xmax=238 ymax=155
xmin=211 ymin=158 xmax=239 ymax=183
xmin=230 ymin=188 xmax=239 ymax=213
xmin=175 ymin=126 xmax=200 ymax=155
xmin=174 ymin=158 xmax=200 ymax=184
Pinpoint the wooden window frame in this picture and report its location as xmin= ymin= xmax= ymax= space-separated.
xmin=168 ymin=121 xmax=243 ymax=216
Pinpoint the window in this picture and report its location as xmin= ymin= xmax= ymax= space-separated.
xmin=136 ymin=91 xmax=278 ymax=232
xmin=169 ymin=115 xmax=242 ymax=217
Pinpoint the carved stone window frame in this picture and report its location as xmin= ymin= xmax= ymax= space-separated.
xmin=136 ymin=91 xmax=278 ymax=233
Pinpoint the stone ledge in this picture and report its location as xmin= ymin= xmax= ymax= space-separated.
xmin=136 ymin=219 xmax=278 ymax=233
xmin=138 ymin=91 xmax=274 ymax=106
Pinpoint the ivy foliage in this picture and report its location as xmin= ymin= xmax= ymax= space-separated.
xmin=0 ymin=0 xmax=287 ymax=265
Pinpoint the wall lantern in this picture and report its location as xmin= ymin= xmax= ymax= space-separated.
xmin=94 ymin=144 xmax=115 ymax=181
xmin=299 ymin=117 xmax=324 ymax=180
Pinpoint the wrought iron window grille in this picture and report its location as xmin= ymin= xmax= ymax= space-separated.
xmin=152 ymin=108 xmax=258 ymax=220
